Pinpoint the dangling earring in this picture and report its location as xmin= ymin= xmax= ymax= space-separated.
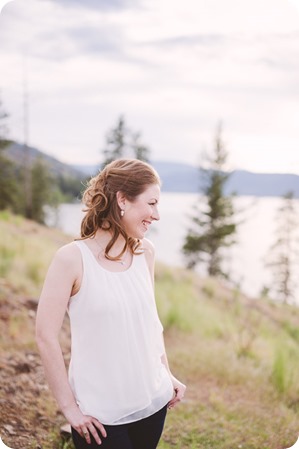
xmin=120 ymin=209 xmax=125 ymax=217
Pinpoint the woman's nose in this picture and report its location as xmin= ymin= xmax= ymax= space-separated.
xmin=152 ymin=206 xmax=160 ymax=221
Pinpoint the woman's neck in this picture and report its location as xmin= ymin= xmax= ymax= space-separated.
xmin=94 ymin=230 xmax=127 ymax=257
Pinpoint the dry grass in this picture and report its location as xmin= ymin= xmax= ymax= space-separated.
xmin=0 ymin=210 xmax=70 ymax=297
xmin=0 ymin=212 xmax=298 ymax=449
xmin=155 ymin=264 xmax=299 ymax=449
xmin=161 ymin=331 xmax=298 ymax=449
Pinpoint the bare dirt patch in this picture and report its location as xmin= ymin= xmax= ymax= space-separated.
xmin=0 ymin=288 xmax=70 ymax=449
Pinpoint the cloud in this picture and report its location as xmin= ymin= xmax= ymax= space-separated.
xmin=0 ymin=1 xmax=126 ymax=61
xmin=66 ymin=25 xmax=124 ymax=55
xmin=1 ymin=0 xmax=299 ymax=174
xmin=0 ymin=0 xmax=150 ymax=64
xmin=141 ymin=30 xmax=299 ymax=85
xmin=145 ymin=33 xmax=228 ymax=48
xmin=51 ymin=0 xmax=140 ymax=11
xmin=250 ymin=31 xmax=299 ymax=80
xmin=0 ymin=0 xmax=14 ymax=14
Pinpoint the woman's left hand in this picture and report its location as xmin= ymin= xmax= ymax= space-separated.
xmin=167 ymin=377 xmax=186 ymax=409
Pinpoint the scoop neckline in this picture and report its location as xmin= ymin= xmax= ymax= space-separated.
xmin=80 ymin=240 xmax=135 ymax=274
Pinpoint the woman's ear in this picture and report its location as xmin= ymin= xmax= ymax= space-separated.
xmin=116 ymin=191 xmax=126 ymax=209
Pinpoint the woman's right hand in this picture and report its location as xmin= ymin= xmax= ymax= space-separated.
xmin=64 ymin=405 xmax=107 ymax=445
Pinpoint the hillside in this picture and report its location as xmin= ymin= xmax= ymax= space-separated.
xmin=0 ymin=212 xmax=299 ymax=449
xmin=4 ymin=142 xmax=85 ymax=179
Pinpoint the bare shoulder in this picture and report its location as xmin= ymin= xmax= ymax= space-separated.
xmin=51 ymin=241 xmax=82 ymax=273
xmin=142 ymin=237 xmax=155 ymax=255
xmin=39 ymin=241 xmax=82 ymax=304
xmin=55 ymin=241 xmax=80 ymax=261
xmin=141 ymin=238 xmax=155 ymax=278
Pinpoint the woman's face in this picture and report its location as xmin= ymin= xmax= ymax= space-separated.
xmin=121 ymin=183 xmax=160 ymax=239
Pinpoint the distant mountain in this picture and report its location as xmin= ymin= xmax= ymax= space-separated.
xmin=153 ymin=162 xmax=299 ymax=197
xmin=72 ymin=163 xmax=101 ymax=177
xmin=5 ymin=142 xmax=86 ymax=179
xmin=152 ymin=161 xmax=202 ymax=193
xmin=4 ymin=143 xmax=299 ymax=197
xmin=226 ymin=170 xmax=299 ymax=197
xmin=74 ymin=161 xmax=299 ymax=197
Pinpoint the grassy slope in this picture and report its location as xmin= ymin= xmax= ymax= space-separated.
xmin=0 ymin=211 xmax=298 ymax=449
xmin=155 ymin=266 xmax=299 ymax=449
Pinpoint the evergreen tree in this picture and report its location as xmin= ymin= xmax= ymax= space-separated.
xmin=130 ymin=132 xmax=150 ymax=162
xmin=101 ymin=115 xmax=128 ymax=168
xmin=265 ymin=191 xmax=299 ymax=304
xmin=0 ymin=157 xmax=22 ymax=212
xmin=0 ymin=97 xmax=21 ymax=212
xmin=0 ymin=97 xmax=10 ymax=150
xmin=30 ymin=158 xmax=62 ymax=224
xmin=0 ymin=95 xmax=83 ymax=223
xmin=101 ymin=115 xmax=151 ymax=167
xmin=182 ymin=123 xmax=237 ymax=277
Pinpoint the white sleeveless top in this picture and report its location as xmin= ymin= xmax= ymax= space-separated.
xmin=68 ymin=240 xmax=173 ymax=425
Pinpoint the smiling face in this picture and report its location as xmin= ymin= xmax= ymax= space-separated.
xmin=118 ymin=183 xmax=160 ymax=239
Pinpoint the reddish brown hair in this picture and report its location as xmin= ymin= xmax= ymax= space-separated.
xmin=80 ymin=159 xmax=160 ymax=260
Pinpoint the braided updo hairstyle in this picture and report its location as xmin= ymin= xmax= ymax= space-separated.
xmin=80 ymin=159 xmax=160 ymax=261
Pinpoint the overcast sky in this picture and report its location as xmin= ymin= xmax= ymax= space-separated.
xmin=1 ymin=0 xmax=299 ymax=173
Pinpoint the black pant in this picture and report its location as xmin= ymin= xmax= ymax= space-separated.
xmin=71 ymin=405 xmax=168 ymax=449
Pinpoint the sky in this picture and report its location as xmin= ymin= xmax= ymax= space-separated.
xmin=0 ymin=0 xmax=299 ymax=173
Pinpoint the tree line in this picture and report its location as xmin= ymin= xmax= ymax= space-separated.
xmin=0 ymin=97 xmax=87 ymax=223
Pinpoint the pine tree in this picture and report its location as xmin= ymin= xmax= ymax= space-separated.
xmin=0 ymin=96 xmax=10 ymax=150
xmin=0 ymin=97 xmax=21 ymax=212
xmin=265 ymin=191 xmax=299 ymax=304
xmin=102 ymin=115 xmax=127 ymax=168
xmin=130 ymin=132 xmax=150 ymax=162
xmin=182 ymin=123 xmax=237 ymax=277
xmin=30 ymin=158 xmax=56 ymax=223
xmin=101 ymin=115 xmax=151 ymax=167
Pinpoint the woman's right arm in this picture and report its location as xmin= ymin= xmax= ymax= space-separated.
xmin=35 ymin=243 xmax=106 ymax=445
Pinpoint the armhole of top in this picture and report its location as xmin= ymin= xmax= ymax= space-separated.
xmin=69 ymin=241 xmax=85 ymax=301
xmin=141 ymin=240 xmax=155 ymax=286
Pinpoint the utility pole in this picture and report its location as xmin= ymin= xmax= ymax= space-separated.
xmin=23 ymin=55 xmax=32 ymax=218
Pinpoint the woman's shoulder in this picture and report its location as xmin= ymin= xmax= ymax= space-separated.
xmin=53 ymin=241 xmax=82 ymax=265
xmin=141 ymin=237 xmax=155 ymax=256
xmin=141 ymin=238 xmax=155 ymax=276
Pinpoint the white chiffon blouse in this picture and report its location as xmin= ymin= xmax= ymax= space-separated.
xmin=67 ymin=240 xmax=173 ymax=425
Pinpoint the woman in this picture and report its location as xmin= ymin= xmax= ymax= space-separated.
xmin=36 ymin=159 xmax=186 ymax=449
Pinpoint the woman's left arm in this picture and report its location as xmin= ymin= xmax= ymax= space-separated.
xmin=143 ymin=238 xmax=187 ymax=408
xmin=161 ymin=352 xmax=186 ymax=409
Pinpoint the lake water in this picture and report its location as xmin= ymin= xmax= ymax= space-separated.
xmin=46 ymin=193 xmax=298 ymax=302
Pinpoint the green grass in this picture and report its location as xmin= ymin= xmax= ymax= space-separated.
xmin=1 ymin=212 xmax=298 ymax=449
xmin=155 ymin=263 xmax=299 ymax=449
xmin=0 ymin=211 xmax=70 ymax=297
